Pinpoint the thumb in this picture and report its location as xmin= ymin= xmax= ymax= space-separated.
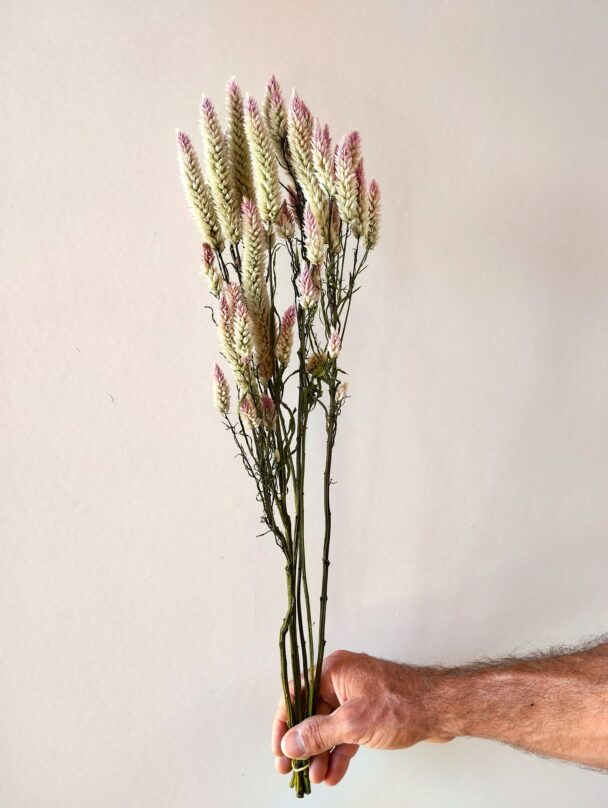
xmin=281 ymin=710 xmax=347 ymax=759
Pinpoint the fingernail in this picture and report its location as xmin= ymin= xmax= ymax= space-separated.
xmin=282 ymin=729 xmax=305 ymax=758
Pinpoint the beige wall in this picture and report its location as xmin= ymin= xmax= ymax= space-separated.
xmin=2 ymin=1 xmax=608 ymax=805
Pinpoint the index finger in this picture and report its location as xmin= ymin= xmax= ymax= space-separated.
xmin=271 ymin=691 xmax=290 ymax=757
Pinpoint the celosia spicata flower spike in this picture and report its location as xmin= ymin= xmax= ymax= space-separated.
xmin=260 ymin=393 xmax=277 ymax=429
xmin=287 ymin=92 xmax=329 ymax=233
xmin=274 ymin=199 xmax=296 ymax=240
xmin=199 ymin=98 xmax=241 ymax=245
xmin=212 ymin=363 xmax=231 ymax=415
xmin=334 ymin=136 xmax=358 ymax=226
xmin=176 ymin=131 xmax=224 ymax=250
xmin=200 ymin=243 xmax=223 ymax=297
xmin=276 ymin=304 xmax=296 ymax=366
xmin=240 ymin=394 xmax=261 ymax=430
xmin=351 ymin=159 xmax=369 ymax=240
xmin=364 ymin=179 xmax=381 ymax=250
xmin=225 ymin=78 xmax=256 ymax=205
xmin=233 ymin=300 xmax=254 ymax=363
xmin=241 ymin=198 xmax=273 ymax=383
xmin=287 ymin=91 xmax=313 ymax=186
xmin=296 ymin=265 xmax=320 ymax=309
xmin=244 ymin=96 xmax=282 ymax=224
xmin=303 ymin=203 xmax=325 ymax=265
xmin=263 ymin=75 xmax=288 ymax=161
xmin=227 ymin=280 xmax=244 ymax=310
xmin=328 ymin=328 xmax=341 ymax=359
xmin=347 ymin=131 xmax=362 ymax=168
xmin=218 ymin=288 xmax=241 ymax=382
xmin=312 ymin=120 xmax=334 ymax=194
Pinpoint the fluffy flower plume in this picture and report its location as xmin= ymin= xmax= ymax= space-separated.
xmin=225 ymin=78 xmax=255 ymax=205
xmin=241 ymin=198 xmax=273 ymax=382
xmin=218 ymin=289 xmax=239 ymax=379
xmin=244 ymin=96 xmax=282 ymax=224
xmin=276 ymin=305 xmax=296 ymax=366
xmin=287 ymin=92 xmax=313 ymax=187
xmin=364 ymin=179 xmax=381 ymax=250
xmin=304 ymin=203 xmax=325 ymax=264
xmin=218 ymin=284 xmax=250 ymax=392
xmin=234 ymin=300 xmax=254 ymax=362
xmin=263 ymin=75 xmax=288 ymax=161
xmin=328 ymin=328 xmax=341 ymax=359
xmin=347 ymin=131 xmax=362 ymax=168
xmin=312 ymin=120 xmax=334 ymax=194
xmin=213 ymin=363 xmax=231 ymax=415
xmin=240 ymin=394 xmax=261 ymax=430
xmin=260 ymin=393 xmax=277 ymax=429
xmin=275 ymin=199 xmax=296 ymax=239
xmin=176 ymin=131 xmax=224 ymax=250
xmin=287 ymin=93 xmax=328 ymax=232
xmin=296 ymin=265 xmax=320 ymax=309
xmin=351 ymin=159 xmax=369 ymax=240
xmin=199 ymin=98 xmax=241 ymax=244
xmin=334 ymin=136 xmax=358 ymax=226
xmin=227 ymin=280 xmax=244 ymax=308
xmin=200 ymin=243 xmax=223 ymax=297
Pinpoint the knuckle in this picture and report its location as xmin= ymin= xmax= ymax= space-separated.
xmin=325 ymin=649 xmax=352 ymax=668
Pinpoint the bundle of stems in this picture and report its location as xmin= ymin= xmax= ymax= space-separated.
xmin=176 ymin=75 xmax=381 ymax=797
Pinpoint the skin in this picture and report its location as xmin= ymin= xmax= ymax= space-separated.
xmin=271 ymin=643 xmax=608 ymax=787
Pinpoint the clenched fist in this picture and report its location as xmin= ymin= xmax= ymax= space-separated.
xmin=271 ymin=649 xmax=452 ymax=787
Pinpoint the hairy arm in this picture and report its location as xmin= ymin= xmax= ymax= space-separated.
xmin=427 ymin=641 xmax=608 ymax=770
xmin=273 ymin=641 xmax=608 ymax=786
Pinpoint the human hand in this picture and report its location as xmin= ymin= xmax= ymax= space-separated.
xmin=271 ymin=649 xmax=452 ymax=786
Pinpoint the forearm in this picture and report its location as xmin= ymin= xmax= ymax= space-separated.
xmin=423 ymin=642 xmax=608 ymax=769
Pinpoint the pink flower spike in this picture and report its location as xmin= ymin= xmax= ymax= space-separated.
xmin=303 ymin=202 xmax=325 ymax=264
xmin=282 ymin=304 xmax=296 ymax=329
xmin=212 ymin=362 xmax=230 ymax=415
xmin=176 ymin=130 xmax=192 ymax=153
xmin=365 ymin=179 xmax=381 ymax=249
xmin=296 ymin=265 xmax=320 ymax=309
xmin=201 ymin=243 xmax=215 ymax=269
xmin=347 ymin=130 xmax=362 ymax=166
xmin=266 ymin=74 xmax=283 ymax=104
xmin=276 ymin=304 xmax=296 ymax=365
xmin=245 ymin=95 xmax=260 ymax=116
xmin=261 ymin=393 xmax=277 ymax=429
xmin=240 ymin=394 xmax=261 ymax=430
xmin=290 ymin=91 xmax=312 ymax=127
xmin=200 ymin=95 xmax=215 ymax=116
xmin=328 ymin=328 xmax=341 ymax=359
xmin=241 ymin=196 xmax=257 ymax=221
xmin=275 ymin=199 xmax=295 ymax=239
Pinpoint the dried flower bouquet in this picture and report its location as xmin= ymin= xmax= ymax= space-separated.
xmin=176 ymin=75 xmax=380 ymax=797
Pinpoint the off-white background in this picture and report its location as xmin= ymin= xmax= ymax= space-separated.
xmin=2 ymin=0 xmax=608 ymax=805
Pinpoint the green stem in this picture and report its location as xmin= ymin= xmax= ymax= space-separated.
xmin=313 ymin=377 xmax=338 ymax=705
